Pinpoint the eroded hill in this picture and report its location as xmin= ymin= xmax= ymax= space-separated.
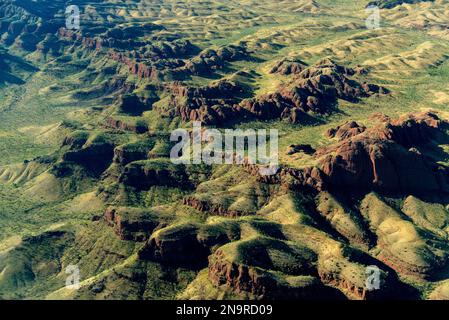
xmin=1 ymin=0 xmax=449 ymax=300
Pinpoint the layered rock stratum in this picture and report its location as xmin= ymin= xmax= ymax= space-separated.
xmin=1 ymin=0 xmax=449 ymax=301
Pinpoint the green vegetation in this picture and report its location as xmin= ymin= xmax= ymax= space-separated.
xmin=1 ymin=0 xmax=449 ymax=300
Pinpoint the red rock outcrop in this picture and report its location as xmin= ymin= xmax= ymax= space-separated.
xmin=104 ymin=117 xmax=148 ymax=134
xmin=58 ymin=28 xmax=193 ymax=81
xmin=318 ymin=271 xmax=369 ymax=300
xmin=376 ymin=249 xmax=440 ymax=279
xmin=208 ymin=249 xmax=338 ymax=300
xmin=165 ymin=80 xmax=247 ymax=125
xmin=179 ymin=44 xmax=249 ymax=76
xmin=208 ymin=250 xmax=283 ymax=299
xmin=326 ymin=121 xmax=366 ymax=140
xmin=317 ymin=112 xmax=449 ymax=194
xmin=160 ymin=59 xmax=388 ymax=125
xmin=246 ymin=112 xmax=449 ymax=196
xmin=58 ymin=28 xmax=103 ymax=51
xmin=112 ymin=141 xmax=154 ymax=166
xmin=183 ymin=196 xmax=249 ymax=218
xmin=103 ymin=207 xmax=160 ymax=242
xmin=138 ymin=223 xmax=239 ymax=268
xmin=108 ymin=50 xmax=162 ymax=81
xmin=243 ymin=163 xmax=326 ymax=192
xmin=240 ymin=59 xmax=388 ymax=123
xmin=119 ymin=161 xmax=193 ymax=190
xmin=156 ymin=59 xmax=389 ymax=125
xmin=269 ymin=58 xmax=308 ymax=75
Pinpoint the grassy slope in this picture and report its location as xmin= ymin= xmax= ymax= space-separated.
xmin=1 ymin=0 xmax=449 ymax=299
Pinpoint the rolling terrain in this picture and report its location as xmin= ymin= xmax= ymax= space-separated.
xmin=1 ymin=0 xmax=449 ymax=300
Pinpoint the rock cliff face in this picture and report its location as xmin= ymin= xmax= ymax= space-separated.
xmin=119 ymin=160 xmax=193 ymax=190
xmin=23 ymin=17 xmax=388 ymax=128
xmin=62 ymin=141 xmax=115 ymax=176
xmin=4 ymin=0 xmax=449 ymax=301
xmin=243 ymin=163 xmax=326 ymax=192
xmin=167 ymin=79 xmax=246 ymax=125
xmin=103 ymin=207 xmax=162 ymax=242
xmin=240 ymin=59 xmax=388 ymax=123
xmin=317 ymin=112 xmax=449 ymax=194
xmin=139 ymin=224 xmax=212 ymax=268
xmin=240 ymin=111 xmax=449 ymax=201
xmin=165 ymin=59 xmax=389 ymax=125
xmin=207 ymin=235 xmax=400 ymax=300
xmin=326 ymin=121 xmax=367 ymax=140
xmin=105 ymin=117 xmax=148 ymax=134
xmin=58 ymin=26 xmax=198 ymax=81
xmin=113 ymin=140 xmax=155 ymax=166
xmin=183 ymin=197 xmax=248 ymax=218
xmin=269 ymin=58 xmax=308 ymax=75
xmin=179 ymin=44 xmax=250 ymax=76
xmin=254 ymin=112 xmax=449 ymax=196
xmin=138 ymin=222 xmax=240 ymax=268
xmin=208 ymin=249 xmax=331 ymax=299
